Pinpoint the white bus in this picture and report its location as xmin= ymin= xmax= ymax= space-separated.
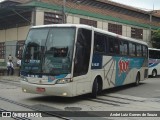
xmin=148 ymin=48 xmax=160 ymax=77
xmin=21 ymin=24 xmax=148 ymax=98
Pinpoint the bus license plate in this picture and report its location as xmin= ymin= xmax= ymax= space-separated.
xmin=36 ymin=87 xmax=45 ymax=92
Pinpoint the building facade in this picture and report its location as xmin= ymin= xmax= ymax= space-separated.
xmin=0 ymin=0 xmax=160 ymax=63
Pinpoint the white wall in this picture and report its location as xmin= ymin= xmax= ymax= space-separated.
xmin=18 ymin=26 xmax=30 ymax=40
xmin=97 ymin=21 xmax=103 ymax=29
xmin=0 ymin=26 xmax=30 ymax=42
xmin=6 ymin=28 xmax=17 ymax=41
xmin=0 ymin=30 xmax=5 ymax=42
xmin=35 ymin=9 xmax=44 ymax=25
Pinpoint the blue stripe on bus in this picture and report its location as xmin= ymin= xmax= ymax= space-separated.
xmin=91 ymin=54 xmax=103 ymax=69
xmin=48 ymin=74 xmax=67 ymax=82
xmin=113 ymin=57 xmax=145 ymax=86
xmin=149 ymin=63 xmax=159 ymax=68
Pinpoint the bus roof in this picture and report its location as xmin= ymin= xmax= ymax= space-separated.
xmin=31 ymin=24 xmax=148 ymax=46
xmin=149 ymin=48 xmax=160 ymax=51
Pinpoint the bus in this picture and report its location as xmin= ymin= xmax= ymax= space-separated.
xmin=20 ymin=24 xmax=148 ymax=98
xmin=148 ymin=48 xmax=160 ymax=77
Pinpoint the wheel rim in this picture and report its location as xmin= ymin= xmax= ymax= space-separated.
xmin=152 ymin=70 xmax=156 ymax=77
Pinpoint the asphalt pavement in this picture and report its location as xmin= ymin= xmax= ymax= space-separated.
xmin=0 ymin=76 xmax=21 ymax=81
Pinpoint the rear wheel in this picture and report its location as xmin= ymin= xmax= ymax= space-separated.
xmin=152 ymin=69 xmax=157 ymax=78
xmin=135 ymin=73 xmax=140 ymax=86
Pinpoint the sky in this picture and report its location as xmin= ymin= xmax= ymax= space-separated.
xmin=110 ymin=0 xmax=160 ymax=10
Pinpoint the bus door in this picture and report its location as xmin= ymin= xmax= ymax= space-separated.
xmin=73 ymin=28 xmax=92 ymax=95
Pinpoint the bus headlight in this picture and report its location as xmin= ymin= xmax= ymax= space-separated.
xmin=56 ymin=78 xmax=72 ymax=84
xmin=21 ymin=76 xmax=28 ymax=82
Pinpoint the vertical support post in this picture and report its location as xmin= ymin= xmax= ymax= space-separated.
xmin=62 ymin=0 xmax=66 ymax=23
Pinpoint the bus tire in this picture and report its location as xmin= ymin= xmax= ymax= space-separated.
xmin=152 ymin=69 xmax=157 ymax=78
xmin=91 ymin=77 xmax=103 ymax=98
xmin=135 ymin=73 xmax=140 ymax=86
xmin=91 ymin=78 xmax=98 ymax=98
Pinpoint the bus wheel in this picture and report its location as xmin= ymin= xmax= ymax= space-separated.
xmin=135 ymin=73 xmax=140 ymax=86
xmin=152 ymin=69 xmax=157 ymax=78
xmin=91 ymin=78 xmax=98 ymax=98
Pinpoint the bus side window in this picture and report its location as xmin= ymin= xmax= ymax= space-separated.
xmin=108 ymin=37 xmax=114 ymax=54
xmin=157 ymin=51 xmax=160 ymax=59
xmin=73 ymin=28 xmax=92 ymax=77
xmin=129 ymin=43 xmax=136 ymax=56
xmin=108 ymin=37 xmax=119 ymax=55
xmin=143 ymin=46 xmax=147 ymax=58
xmin=114 ymin=38 xmax=119 ymax=54
xmin=120 ymin=40 xmax=128 ymax=55
xmin=136 ymin=44 xmax=142 ymax=57
xmin=94 ymin=32 xmax=105 ymax=53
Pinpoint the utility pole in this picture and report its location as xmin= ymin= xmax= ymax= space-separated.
xmin=62 ymin=0 xmax=66 ymax=23
xmin=149 ymin=11 xmax=152 ymax=42
xmin=148 ymin=9 xmax=157 ymax=46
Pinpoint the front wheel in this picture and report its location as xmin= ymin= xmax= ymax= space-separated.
xmin=91 ymin=78 xmax=98 ymax=98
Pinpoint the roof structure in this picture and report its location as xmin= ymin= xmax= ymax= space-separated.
xmin=0 ymin=0 xmax=160 ymax=30
xmin=153 ymin=10 xmax=160 ymax=17
xmin=36 ymin=0 xmax=160 ymax=28
xmin=0 ymin=0 xmax=33 ymax=29
xmin=97 ymin=0 xmax=149 ymax=13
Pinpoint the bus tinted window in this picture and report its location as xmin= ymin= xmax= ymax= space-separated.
xmin=149 ymin=50 xmax=160 ymax=59
xmin=156 ymin=51 xmax=160 ymax=59
xmin=74 ymin=28 xmax=92 ymax=77
xmin=108 ymin=37 xmax=114 ymax=54
xmin=149 ymin=50 xmax=155 ymax=58
xmin=136 ymin=44 xmax=142 ymax=57
xmin=114 ymin=39 xmax=120 ymax=54
xmin=108 ymin=37 xmax=119 ymax=55
xmin=143 ymin=46 xmax=148 ymax=57
xmin=129 ymin=43 xmax=136 ymax=56
xmin=94 ymin=32 xmax=105 ymax=53
xmin=120 ymin=40 xmax=128 ymax=55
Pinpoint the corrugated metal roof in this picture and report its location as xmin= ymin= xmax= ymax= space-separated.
xmin=37 ymin=0 xmax=160 ymax=28
xmin=0 ymin=0 xmax=160 ymax=29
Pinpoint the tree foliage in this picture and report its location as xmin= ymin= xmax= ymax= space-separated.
xmin=151 ymin=29 xmax=160 ymax=48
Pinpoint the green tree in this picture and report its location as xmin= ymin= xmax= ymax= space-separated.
xmin=151 ymin=29 xmax=160 ymax=48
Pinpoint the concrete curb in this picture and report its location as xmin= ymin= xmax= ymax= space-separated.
xmin=0 ymin=76 xmax=21 ymax=81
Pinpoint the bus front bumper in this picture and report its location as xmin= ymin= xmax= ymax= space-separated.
xmin=21 ymin=81 xmax=74 ymax=97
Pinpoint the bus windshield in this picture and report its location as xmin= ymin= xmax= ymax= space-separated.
xmin=21 ymin=27 xmax=75 ymax=75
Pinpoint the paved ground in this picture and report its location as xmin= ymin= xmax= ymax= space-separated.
xmin=0 ymin=76 xmax=21 ymax=81
xmin=1 ymin=76 xmax=160 ymax=120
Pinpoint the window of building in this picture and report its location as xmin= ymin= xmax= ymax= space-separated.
xmin=131 ymin=27 xmax=143 ymax=39
xmin=0 ymin=42 xmax=5 ymax=59
xmin=80 ymin=18 xmax=97 ymax=27
xmin=108 ymin=23 xmax=122 ymax=35
xmin=16 ymin=41 xmax=25 ymax=59
xmin=44 ymin=12 xmax=63 ymax=25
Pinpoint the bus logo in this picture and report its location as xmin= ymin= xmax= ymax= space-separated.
xmin=118 ymin=59 xmax=129 ymax=75
xmin=48 ymin=76 xmax=56 ymax=82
